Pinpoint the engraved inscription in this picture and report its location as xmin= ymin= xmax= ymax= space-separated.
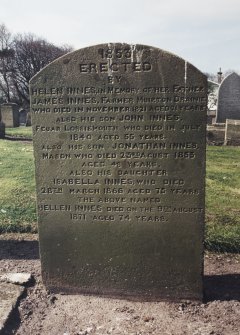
xmin=32 ymin=67 xmax=206 ymax=222
xmin=32 ymin=72 xmax=206 ymax=221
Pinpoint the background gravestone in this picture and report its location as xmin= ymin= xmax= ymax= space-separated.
xmin=19 ymin=109 xmax=27 ymax=125
xmin=30 ymin=43 xmax=207 ymax=300
xmin=216 ymin=72 xmax=240 ymax=123
xmin=0 ymin=103 xmax=19 ymax=127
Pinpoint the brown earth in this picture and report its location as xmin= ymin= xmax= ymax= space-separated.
xmin=0 ymin=233 xmax=239 ymax=335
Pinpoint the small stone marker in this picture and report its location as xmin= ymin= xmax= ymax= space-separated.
xmin=0 ymin=103 xmax=19 ymax=127
xmin=224 ymin=119 xmax=240 ymax=145
xmin=0 ymin=273 xmax=32 ymax=285
xmin=216 ymin=72 xmax=240 ymax=123
xmin=30 ymin=43 xmax=207 ymax=300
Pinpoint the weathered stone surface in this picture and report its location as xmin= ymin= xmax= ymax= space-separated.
xmin=224 ymin=119 xmax=240 ymax=145
xmin=0 ymin=103 xmax=19 ymax=128
xmin=216 ymin=72 xmax=240 ymax=123
xmin=0 ymin=282 xmax=24 ymax=332
xmin=0 ymin=273 xmax=32 ymax=285
xmin=30 ymin=43 xmax=207 ymax=300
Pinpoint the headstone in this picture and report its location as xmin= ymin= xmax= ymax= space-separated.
xmin=216 ymin=72 xmax=240 ymax=123
xmin=0 ymin=103 xmax=19 ymax=127
xmin=30 ymin=43 xmax=207 ymax=300
xmin=224 ymin=119 xmax=240 ymax=145
xmin=19 ymin=109 xmax=27 ymax=125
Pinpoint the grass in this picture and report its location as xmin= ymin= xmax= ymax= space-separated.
xmin=0 ymin=139 xmax=37 ymax=233
xmin=5 ymin=126 xmax=33 ymax=139
xmin=0 ymin=140 xmax=239 ymax=253
xmin=205 ymin=146 xmax=240 ymax=253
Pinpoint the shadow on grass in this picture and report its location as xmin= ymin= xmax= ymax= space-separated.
xmin=0 ymin=239 xmax=39 ymax=260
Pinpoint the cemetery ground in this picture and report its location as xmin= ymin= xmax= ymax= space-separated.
xmin=0 ymin=135 xmax=240 ymax=335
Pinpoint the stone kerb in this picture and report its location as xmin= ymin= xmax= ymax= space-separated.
xmin=224 ymin=119 xmax=240 ymax=145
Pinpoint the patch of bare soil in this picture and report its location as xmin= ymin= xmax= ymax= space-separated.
xmin=0 ymin=234 xmax=239 ymax=335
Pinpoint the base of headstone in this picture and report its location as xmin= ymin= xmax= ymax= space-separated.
xmin=39 ymin=221 xmax=204 ymax=300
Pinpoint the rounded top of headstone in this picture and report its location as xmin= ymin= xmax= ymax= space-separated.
xmin=30 ymin=43 xmax=206 ymax=84
xmin=220 ymin=72 xmax=240 ymax=86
